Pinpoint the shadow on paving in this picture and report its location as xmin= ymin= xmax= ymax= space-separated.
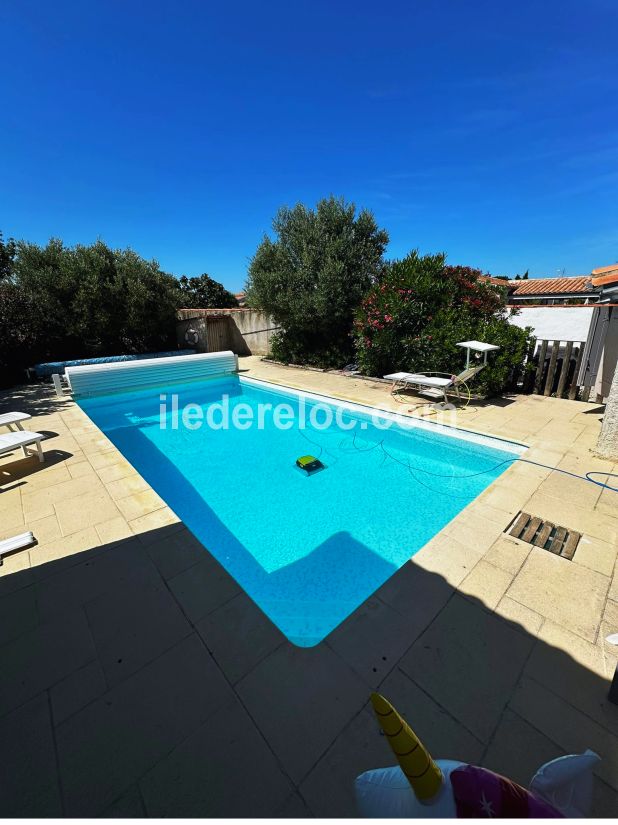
xmin=0 ymin=518 xmax=617 ymax=817
xmin=0 ymin=446 xmax=72 ymax=492
xmin=0 ymin=383 xmax=74 ymax=418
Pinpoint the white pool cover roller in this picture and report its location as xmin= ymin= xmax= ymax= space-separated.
xmin=65 ymin=351 xmax=238 ymax=397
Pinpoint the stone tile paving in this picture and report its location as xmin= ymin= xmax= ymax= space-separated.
xmin=0 ymin=358 xmax=617 ymax=815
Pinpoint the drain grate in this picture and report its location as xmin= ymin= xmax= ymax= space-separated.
xmin=507 ymin=512 xmax=581 ymax=560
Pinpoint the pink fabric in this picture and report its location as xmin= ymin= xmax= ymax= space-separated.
xmin=451 ymin=765 xmax=563 ymax=818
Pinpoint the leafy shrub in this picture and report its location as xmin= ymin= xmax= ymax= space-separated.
xmin=177 ymin=273 xmax=238 ymax=308
xmin=354 ymin=251 xmax=533 ymax=396
xmin=246 ymin=196 xmax=388 ymax=367
xmin=0 ymin=236 xmax=183 ymax=387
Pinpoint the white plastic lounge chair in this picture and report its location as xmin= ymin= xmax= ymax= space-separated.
xmin=0 ymin=532 xmax=36 ymax=566
xmin=0 ymin=412 xmax=31 ymax=431
xmin=384 ymin=340 xmax=500 ymax=404
xmin=0 ymin=430 xmax=45 ymax=463
xmin=384 ymin=366 xmax=484 ymax=404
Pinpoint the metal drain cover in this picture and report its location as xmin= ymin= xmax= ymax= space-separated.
xmin=507 ymin=512 xmax=581 ymax=560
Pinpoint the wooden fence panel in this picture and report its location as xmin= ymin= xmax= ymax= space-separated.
xmin=533 ymin=340 xmax=548 ymax=394
xmin=556 ymin=341 xmax=573 ymax=398
xmin=526 ymin=339 xmax=586 ymax=400
xmin=543 ymin=340 xmax=560 ymax=396
xmin=568 ymin=345 xmax=584 ymax=400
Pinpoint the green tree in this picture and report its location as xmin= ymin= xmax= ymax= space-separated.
xmin=177 ymin=273 xmax=238 ymax=308
xmin=0 ymin=237 xmax=182 ymax=386
xmin=246 ymin=196 xmax=389 ymax=367
xmin=0 ymin=232 xmax=16 ymax=279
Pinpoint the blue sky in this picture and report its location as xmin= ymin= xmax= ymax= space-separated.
xmin=1 ymin=0 xmax=617 ymax=291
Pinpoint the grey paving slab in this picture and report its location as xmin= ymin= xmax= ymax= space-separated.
xmin=34 ymin=536 xmax=157 ymax=619
xmin=0 ymin=693 xmax=62 ymax=816
xmin=377 ymin=666 xmax=485 ymax=764
xmin=327 ymin=597 xmax=417 ymax=688
xmin=236 ymin=642 xmax=369 ymax=784
xmin=102 ymin=784 xmax=146 ymax=817
xmin=145 ymin=527 xmax=206 ymax=580
xmin=55 ymin=633 xmax=235 ymax=816
xmin=524 ymin=628 xmax=618 ymax=738
xmin=274 ymin=791 xmax=314 ymax=818
xmin=399 ymin=594 xmax=533 ymax=743
xmin=482 ymin=708 xmax=564 ymax=787
xmin=508 ymin=548 xmax=610 ymax=642
xmin=375 ymin=558 xmax=453 ymax=628
xmin=0 ymin=582 xmax=38 ymax=646
xmin=140 ymin=696 xmax=293 ymax=816
xmin=299 ymin=708 xmax=385 ymax=817
xmin=0 ymin=607 xmax=96 ymax=716
xmin=50 ymin=660 xmax=107 ymax=725
xmin=85 ymin=570 xmax=191 ymax=687
xmin=509 ymin=676 xmax=618 ymax=793
xmin=0 ymin=563 xmax=33 ymax=597
xmin=196 ymin=590 xmax=285 ymax=684
xmin=168 ymin=554 xmax=241 ymax=623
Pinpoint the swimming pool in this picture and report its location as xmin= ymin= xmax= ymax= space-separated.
xmin=79 ymin=375 xmax=524 ymax=646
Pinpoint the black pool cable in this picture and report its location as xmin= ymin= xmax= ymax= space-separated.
xmin=295 ymin=422 xmax=618 ymax=495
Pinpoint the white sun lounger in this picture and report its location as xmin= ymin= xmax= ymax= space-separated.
xmin=0 ymin=412 xmax=31 ymax=431
xmin=384 ymin=341 xmax=500 ymax=404
xmin=384 ymin=366 xmax=485 ymax=404
xmin=0 ymin=430 xmax=45 ymax=463
xmin=0 ymin=532 xmax=36 ymax=565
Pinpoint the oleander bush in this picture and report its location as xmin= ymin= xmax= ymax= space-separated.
xmin=354 ymin=251 xmax=533 ymax=396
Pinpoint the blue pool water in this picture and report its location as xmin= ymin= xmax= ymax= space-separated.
xmin=79 ymin=376 xmax=522 ymax=646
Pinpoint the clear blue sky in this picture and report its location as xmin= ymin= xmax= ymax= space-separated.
xmin=2 ymin=1 xmax=617 ymax=291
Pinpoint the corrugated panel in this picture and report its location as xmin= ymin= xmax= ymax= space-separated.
xmin=66 ymin=351 xmax=237 ymax=397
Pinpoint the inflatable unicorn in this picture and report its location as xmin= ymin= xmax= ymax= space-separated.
xmin=355 ymin=693 xmax=600 ymax=818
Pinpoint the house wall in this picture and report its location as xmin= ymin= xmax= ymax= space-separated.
xmin=507 ymin=305 xmax=595 ymax=342
xmin=176 ymin=309 xmax=280 ymax=356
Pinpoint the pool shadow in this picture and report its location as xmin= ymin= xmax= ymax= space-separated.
xmin=101 ymin=421 xmax=397 ymax=646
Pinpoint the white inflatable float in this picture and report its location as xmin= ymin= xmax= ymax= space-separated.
xmin=355 ymin=693 xmax=600 ymax=818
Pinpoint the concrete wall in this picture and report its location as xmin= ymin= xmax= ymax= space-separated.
xmin=176 ymin=309 xmax=280 ymax=356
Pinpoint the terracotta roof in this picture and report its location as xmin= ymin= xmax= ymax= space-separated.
xmin=508 ymin=276 xmax=591 ymax=296
xmin=591 ymin=264 xmax=618 ymax=276
xmin=591 ymin=264 xmax=618 ymax=287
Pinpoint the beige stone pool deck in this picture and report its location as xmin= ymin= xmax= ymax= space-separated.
xmin=1 ymin=355 xmax=617 ymax=816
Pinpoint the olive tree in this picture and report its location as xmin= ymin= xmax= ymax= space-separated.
xmin=246 ymin=196 xmax=389 ymax=367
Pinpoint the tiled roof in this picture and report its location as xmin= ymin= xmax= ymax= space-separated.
xmin=591 ymin=264 xmax=618 ymax=287
xmin=508 ymin=276 xmax=591 ymax=296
